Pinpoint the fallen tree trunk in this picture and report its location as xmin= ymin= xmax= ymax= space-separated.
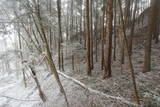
xmin=57 ymin=71 xmax=140 ymax=107
xmin=0 ymin=95 xmax=39 ymax=102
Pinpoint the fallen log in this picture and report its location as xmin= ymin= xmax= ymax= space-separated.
xmin=0 ymin=95 xmax=39 ymax=102
xmin=57 ymin=71 xmax=141 ymax=107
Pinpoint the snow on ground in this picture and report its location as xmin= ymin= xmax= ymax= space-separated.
xmin=61 ymin=38 xmax=160 ymax=106
xmin=0 ymin=68 xmax=130 ymax=107
xmin=0 ymin=37 xmax=159 ymax=107
xmin=0 ymin=73 xmax=40 ymax=107
xmin=1 ymin=38 xmax=159 ymax=107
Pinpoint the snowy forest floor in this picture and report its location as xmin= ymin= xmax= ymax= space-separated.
xmin=0 ymin=36 xmax=159 ymax=107
xmin=0 ymin=68 xmax=130 ymax=107
xmin=61 ymin=35 xmax=160 ymax=106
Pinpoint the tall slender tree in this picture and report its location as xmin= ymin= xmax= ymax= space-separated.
xmin=103 ymin=0 xmax=113 ymax=79
xmin=57 ymin=0 xmax=64 ymax=71
xmin=129 ymin=0 xmax=138 ymax=55
xmin=101 ymin=0 xmax=106 ymax=70
xmin=143 ymin=0 xmax=159 ymax=73
xmin=118 ymin=0 xmax=140 ymax=104
xmin=86 ymin=0 xmax=91 ymax=76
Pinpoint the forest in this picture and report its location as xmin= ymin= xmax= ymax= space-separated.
xmin=0 ymin=0 xmax=159 ymax=107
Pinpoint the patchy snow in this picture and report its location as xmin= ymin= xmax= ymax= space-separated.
xmin=60 ymin=37 xmax=160 ymax=106
xmin=0 ymin=67 xmax=130 ymax=107
xmin=0 ymin=36 xmax=159 ymax=107
xmin=0 ymin=73 xmax=40 ymax=107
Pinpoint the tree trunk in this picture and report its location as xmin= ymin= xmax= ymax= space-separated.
xmin=18 ymin=25 xmax=27 ymax=87
xmin=128 ymin=0 xmax=138 ymax=55
xmin=32 ymin=2 xmax=69 ymax=105
xmin=113 ymin=0 xmax=117 ymax=61
xmin=90 ymin=0 xmax=94 ymax=70
xmin=101 ymin=0 xmax=106 ymax=70
xmin=29 ymin=65 xmax=47 ymax=102
xmin=118 ymin=0 xmax=140 ymax=104
xmin=143 ymin=0 xmax=159 ymax=73
xmin=103 ymin=0 xmax=113 ymax=79
xmin=57 ymin=0 xmax=64 ymax=71
xmin=94 ymin=1 xmax=99 ymax=62
xmin=86 ymin=0 xmax=91 ymax=76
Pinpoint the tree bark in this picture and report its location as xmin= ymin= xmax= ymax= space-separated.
xmin=101 ymin=0 xmax=106 ymax=70
xmin=86 ymin=0 xmax=91 ymax=76
xmin=128 ymin=0 xmax=138 ymax=55
xmin=143 ymin=0 xmax=158 ymax=73
xmin=103 ymin=0 xmax=113 ymax=79
xmin=118 ymin=0 xmax=140 ymax=104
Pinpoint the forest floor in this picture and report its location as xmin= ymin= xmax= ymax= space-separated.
xmin=0 ymin=36 xmax=159 ymax=107
xmin=0 ymin=68 xmax=130 ymax=107
xmin=61 ymin=35 xmax=160 ymax=106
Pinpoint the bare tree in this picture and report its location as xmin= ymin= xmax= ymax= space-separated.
xmin=86 ymin=0 xmax=91 ymax=76
xmin=143 ymin=0 xmax=159 ymax=73
xmin=103 ymin=0 xmax=113 ymax=79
